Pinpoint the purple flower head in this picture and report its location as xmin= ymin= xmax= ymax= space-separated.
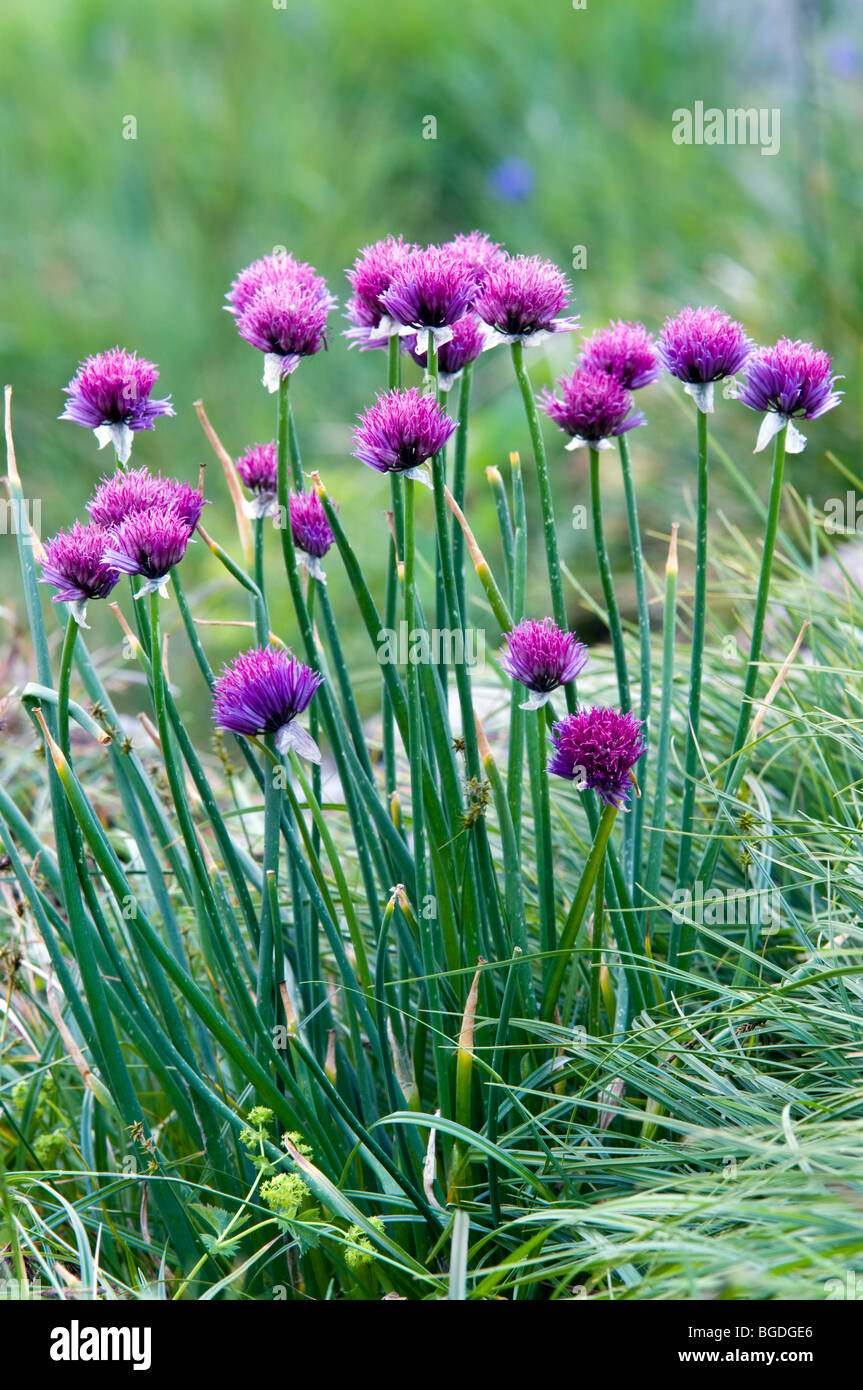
xmin=580 ymin=320 xmax=660 ymax=391
xmin=473 ymin=254 xmax=579 ymax=347
xmin=235 ymin=442 xmax=278 ymax=518
xmin=499 ymin=617 xmax=589 ymax=709
xmin=442 ymin=231 xmax=507 ymax=287
xmin=39 ymin=521 xmax=120 ymax=625
xmin=236 ymin=279 xmax=336 ymax=392
xmin=379 ymin=245 xmax=478 ymax=354
xmin=86 ymin=467 xmax=206 ymax=531
xmin=548 ymin=706 xmax=645 ymax=809
xmin=212 ymin=646 xmax=324 ymax=762
xmin=102 ymin=504 xmax=193 ymax=598
xmin=344 ymin=235 xmax=418 ymax=348
xmin=540 ymin=366 xmax=645 ymax=450
xmin=225 ymin=253 xmax=329 ymax=319
xmin=406 ymin=315 xmax=486 ymax=390
xmin=657 ymin=306 xmax=752 ymax=413
xmin=289 ymin=489 xmax=334 ymax=579
xmin=734 ymin=337 xmax=843 ymax=454
xmin=60 ymin=347 xmax=175 ymax=464
xmin=352 ymin=388 xmax=457 ymax=480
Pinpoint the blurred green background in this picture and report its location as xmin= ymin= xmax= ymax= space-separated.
xmin=2 ymin=0 xmax=861 ymax=722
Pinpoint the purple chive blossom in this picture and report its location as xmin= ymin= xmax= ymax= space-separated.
xmin=540 ymin=366 xmax=645 ymax=450
xmin=39 ymin=521 xmax=120 ymax=626
xmin=352 ymin=387 xmax=457 ymax=481
xmin=499 ymin=617 xmax=589 ymax=710
xmin=734 ymin=337 xmax=843 ymax=454
xmin=102 ymin=504 xmax=194 ymax=598
xmin=473 ymin=253 xmax=580 ymax=348
xmin=406 ymin=315 xmax=486 ymax=390
xmin=235 ymin=442 xmax=278 ymax=518
xmin=580 ymin=320 xmax=661 ymax=391
xmin=225 ymin=252 xmax=330 ymax=318
xmin=548 ymin=706 xmax=645 ymax=809
xmin=236 ymin=277 xmax=336 ymax=392
xmin=289 ymin=490 xmax=334 ymax=580
xmin=86 ymin=468 xmax=206 ymax=531
xmin=379 ymin=245 xmax=478 ymax=354
xmin=212 ymin=646 xmax=324 ymax=762
xmin=59 ymin=347 xmax=175 ymax=464
xmin=443 ymin=231 xmax=507 ymax=286
xmin=344 ymin=235 xmax=418 ymax=349
xmin=657 ymin=306 xmax=752 ymax=413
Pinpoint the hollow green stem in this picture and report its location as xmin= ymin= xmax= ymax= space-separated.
xmin=511 ymin=340 xmax=576 ymax=712
xmin=617 ymin=432 xmax=650 ymax=901
xmin=589 ymin=855 xmax=606 ymax=1037
xmin=589 ymin=446 xmax=631 ymax=713
xmin=675 ymin=407 xmax=709 ymax=892
xmin=542 ymin=801 xmax=618 ymax=1022
xmin=57 ymin=614 xmax=78 ymax=758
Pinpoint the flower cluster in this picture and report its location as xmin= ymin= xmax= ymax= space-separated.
xmin=289 ymin=489 xmax=334 ymax=579
xmin=41 ymin=466 xmax=205 ymax=616
xmin=228 ymin=251 xmax=335 ymax=391
xmin=548 ymin=707 xmax=645 ymax=809
xmin=540 ymin=366 xmax=645 ymax=450
xmin=60 ymin=347 xmax=175 ymax=464
xmin=39 ymin=521 xmax=121 ymax=626
xmin=499 ymin=617 xmax=588 ymax=709
xmin=236 ymin=441 xmax=279 ymax=517
xmin=352 ymin=387 xmax=456 ymax=480
xmin=212 ymin=646 xmax=324 ymax=762
xmin=735 ymin=337 xmax=843 ymax=453
xmin=473 ymin=254 xmax=579 ymax=347
xmin=657 ymin=306 xmax=752 ymax=413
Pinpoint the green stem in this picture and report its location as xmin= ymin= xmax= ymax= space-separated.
xmin=253 ymin=516 xmax=268 ymax=644
xmin=542 ymin=801 xmax=618 ymax=1022
xmin=645 ymin=528 xmax=679 ymax=934
xmin=675 ymin=407 xmax=709 ymax=893
xmin=589 ymin=446 xmax=631 ymax=713
xmin=618 ymin=431 xmax=650 ymax=902
xmin=511 ymin=340 xmax=576 ymax=713
xmin=57 ymin=615 xmax=78 ymax=758
xmin=589 ymin=855 xmax=606 ymax=1037
xmin=693 ymin=426 xmax=788 ymax=902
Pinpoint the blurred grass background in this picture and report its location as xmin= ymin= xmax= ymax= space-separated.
xmin=1 ymin=0 xmax=861 ymax=726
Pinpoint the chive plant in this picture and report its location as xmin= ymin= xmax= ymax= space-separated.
xmin=0 ymin=238 xmax=844 ymax=1297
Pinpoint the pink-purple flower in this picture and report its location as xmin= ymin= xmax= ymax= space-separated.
xmin=406 ymin=315 xmax=486 ymax=390
xmin=235 ymin=442 xmax=278 ymax=518
xmin=212 ymin=646 xmax=324 ymax=762
xmin=225 ymin=252 xmax=330 ymax=319
xmin=39 ymin=521 xmax=120 ymax=625
xmin=540 ymin=366 xmax=645 ymax=450
xmin=289 ymin=489 xmax=334 ymax=580
xmin=379 ymin=245 xmax=478 ymax=355
xmin=548 ymin=706 xmax=645 ymax=809
xmin=352 ymin=387 xmax=457 ymax=481
xmin=473 ymin=253 xmax=579 ymax=348
xmin=734 ymin=337 xmax=843 ymax=453
xmin=443 ymin=231 xmax=507 ymax=286
xmin=499 ymin=617 xmax=589 ymax=709
xmin=102 ymin=504 xmax=195 ymax=598
xmin=657 ymin=306 xmax=752 ymax=413
xmin=580 ymin=320 xmax=660 ymax=391
xmin=86 ymin=468 xmax=206 ymax=531
xmin=236 ymin=278 xmax=335 ymax=392
xmin=344 ymin=235 xmax=418 ymax=349
xmin=59 ymin=348 xmax=175 ymax=464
